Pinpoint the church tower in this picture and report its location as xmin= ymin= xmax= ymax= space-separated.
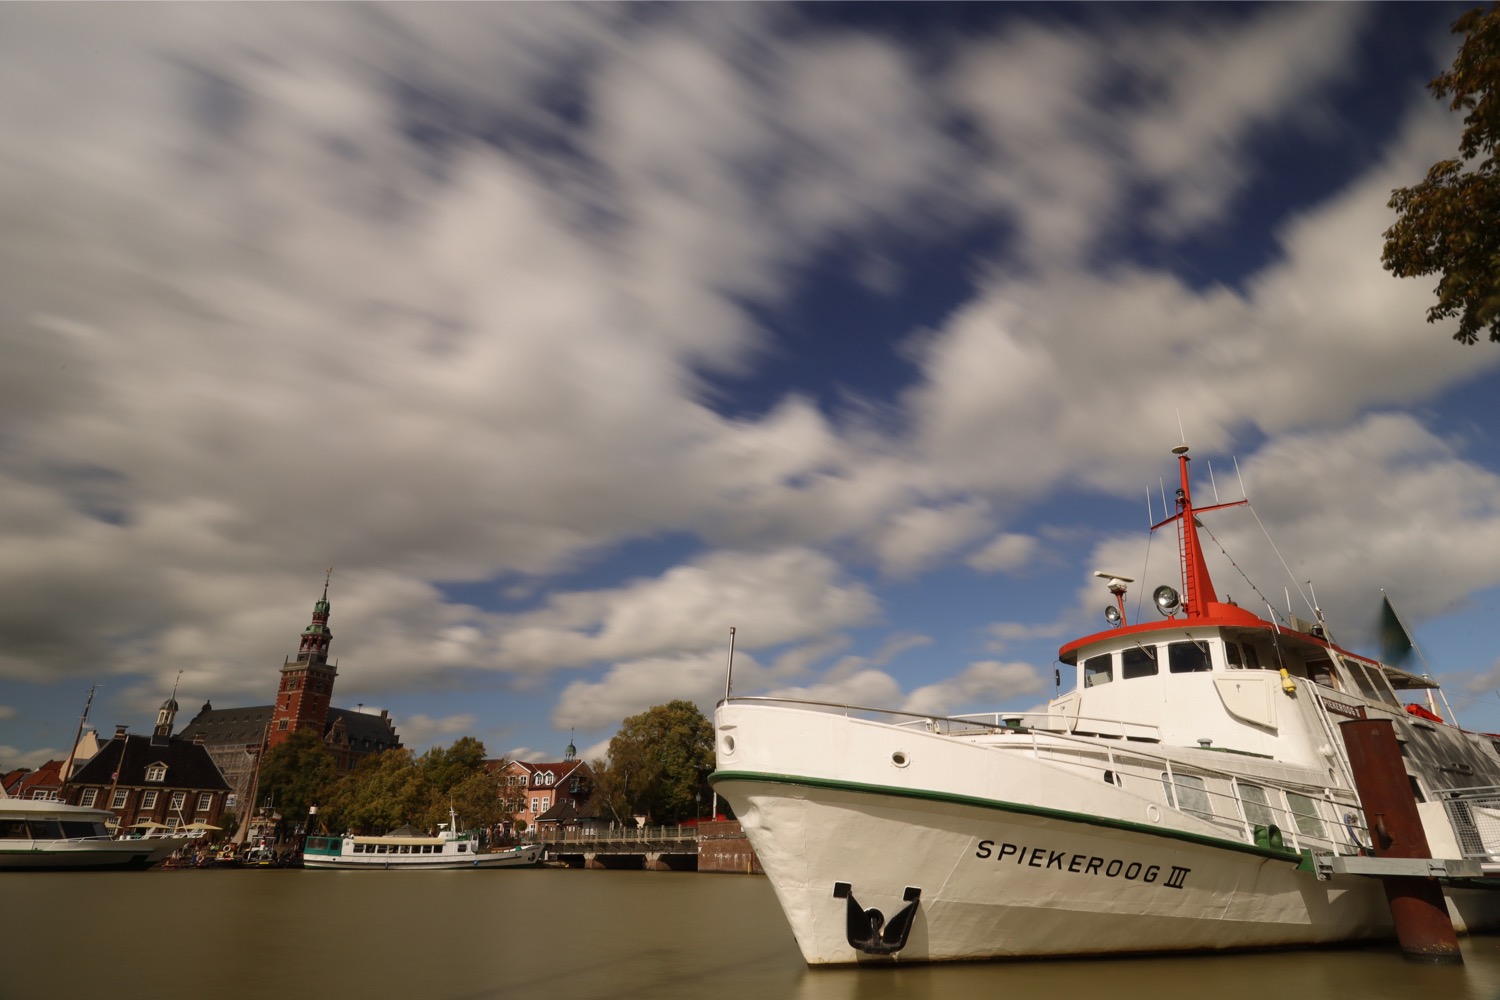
xmin=267 ymin=571 xmax=338 ymax=750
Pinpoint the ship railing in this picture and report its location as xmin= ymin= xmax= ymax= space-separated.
xmin=1435 ymin=785 xmax=1500 ymax=861
xmin=722 ymin=695 xmax=1370 ymax=858
xmin=988 ymin=723 xmax=1370 ymax=859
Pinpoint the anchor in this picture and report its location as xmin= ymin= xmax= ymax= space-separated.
xmin=833 ymin=882 xmax=921 ymax=955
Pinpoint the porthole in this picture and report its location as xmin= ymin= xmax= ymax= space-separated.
xmin=891 ymin=750 xmax=910 ymax=768
xmin=1146 ymin=804 xmax=1162 ymax=823
xmin=721 ymin=735 xmax=736 ymax=756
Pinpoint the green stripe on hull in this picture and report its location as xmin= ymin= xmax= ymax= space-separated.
xmin=711 ymin=769 xmax=1305 ymax=864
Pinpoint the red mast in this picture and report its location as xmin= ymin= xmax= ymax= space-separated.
xmin=1150 ymin=445 xmax=1245 ymax=619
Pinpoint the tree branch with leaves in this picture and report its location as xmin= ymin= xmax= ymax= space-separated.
xmin=1384 ymin=5 xmax=1500 ymax=344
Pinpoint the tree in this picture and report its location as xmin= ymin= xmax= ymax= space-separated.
xmin=256 ymin=728 xmax=338 ymax=829
xmin=1383 ymin=5 xmax=1500 ymax=344
xmin=322 ymin=748 xmax=425 ymax=833
xmin=593 ymin=700 xmax=715 ymax=825
xmin=416 ymin=736 xmax=503 ymax=832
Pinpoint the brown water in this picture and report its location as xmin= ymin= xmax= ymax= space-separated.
xmin=4 ymin=869 xmax=1500 ymax=1000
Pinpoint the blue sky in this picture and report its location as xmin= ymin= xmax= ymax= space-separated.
xmin=5 ymin=3 xmax=1500 ymax=771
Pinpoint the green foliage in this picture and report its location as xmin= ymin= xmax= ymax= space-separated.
xmin=1383 ymin=6 xmax=1500 ymax=344
xmin=593 ymin=700 xmax=714 ymax=825
xmin=256 ymin=728 xmax=338 ymax=826
xmin=318 ymin=737 xmax=503 ymax=834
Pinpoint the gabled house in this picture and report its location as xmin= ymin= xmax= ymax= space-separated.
xmin=487 ymin=741 xmax=593 ymax=837
xmin=5 ymin=759 xmax=65 ymax=800
xmin=64 ymin=699 xmax=231 ymax=836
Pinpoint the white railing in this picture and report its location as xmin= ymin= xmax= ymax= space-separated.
xmin=722 ymin=695 xmax=1369 ymax=857
xmin=1437 ymin=785 xmax=1500 ymax=861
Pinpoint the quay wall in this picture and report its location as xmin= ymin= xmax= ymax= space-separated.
xmin=696 ymin=820 xmax=762 ymax=874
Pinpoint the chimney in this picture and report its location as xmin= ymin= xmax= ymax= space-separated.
xmin=114 ymin=724 xmax=128 ymax=739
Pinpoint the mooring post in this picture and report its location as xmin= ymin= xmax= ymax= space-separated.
xmin=1339 ymin=718 xmax=1462 ymax=964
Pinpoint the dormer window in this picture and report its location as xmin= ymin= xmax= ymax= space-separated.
xmin=145 ymin=764 xmax=167 ymax=783
xmin=544 ymin=772 xmax=554 ymax=786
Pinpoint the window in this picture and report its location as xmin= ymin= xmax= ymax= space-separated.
xmin=1226 ymin=642 xmax=1243 ymax=668
xmin=140 ymin=790 xmax=159 ymax=811
xmin=531 ymin=797 xmax=540 ymax=813
xmin=1084 ymin=654 xmax=1112 ymax=688
xmin=169 ymin=792 xmax=186 ymax=812
xmin=111 ymin=790 xmax=129 ymax=810
xmin=1122 ymin=645 xmax=1158 ymax=679
xmin=1169 ymin=640 xmax=1211 ymax=673
xmin=197 ymin=793 xmax=213 ymax=812
xmin=544 ymin=772 xmax=554 ymax=786
xmin=30 ymin=789 xmax=49 ymax=799
xmin=1286 ymin=791 xmax=1327 ymax=838
xmin=1236 ymin=782 xmax=1275 ymax=827
xmin=1243 ymin=644 xmax=1261 ymax=669
xmin=1162 ymin=773 xmax=1212 ymax=819
xmin=145 ymin=764 xmax=167 ymax=783
xmin=80 ymin=789 xmax=98 ymax=808
xmin=166 ymin=817 xmax=180 ymax=831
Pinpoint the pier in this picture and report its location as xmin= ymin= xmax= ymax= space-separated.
xmin=536 ymin=819 xmax=761 ymax=873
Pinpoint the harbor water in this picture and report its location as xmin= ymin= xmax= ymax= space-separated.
xmin=5 ymin=869 xmax=1500 ymax=1000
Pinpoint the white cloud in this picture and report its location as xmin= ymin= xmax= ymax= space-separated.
xmin=763 ymin=669 xmax=906 ymax=709
xmin=398 ymin=714 xmax=480 ymax=752
xmin=967 ymin=533 xmax=1038 ymax=574
xmin=870 ymin=501 xmax=993 ymax=578
xmin=498 ymin=548 xmax=879 ymax=673
xmin=902 ymin=660 xmax=1048 ymax=717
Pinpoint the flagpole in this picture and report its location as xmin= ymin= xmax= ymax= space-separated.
xmin=1382 ymin=590 xmax=1459 ymax=726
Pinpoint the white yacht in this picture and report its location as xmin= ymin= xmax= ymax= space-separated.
xmin=0 ymin=796 xmax=189 ymax=870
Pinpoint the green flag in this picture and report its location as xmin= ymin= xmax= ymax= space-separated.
xmin=1377 ymin=594 xmax=1414 ymax=667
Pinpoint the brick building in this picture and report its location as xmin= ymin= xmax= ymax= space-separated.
xmin=65 ymin=699 xmax=231 ymax=835
xmin=176 ymin=576 xmax=402 ymax=818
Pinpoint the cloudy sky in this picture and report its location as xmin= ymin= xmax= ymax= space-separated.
xmin=5 ymin=3 xmax=1500 ymax=772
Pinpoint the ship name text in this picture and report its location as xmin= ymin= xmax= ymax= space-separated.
xmin=974 ymin=840 xmax=1190 ymax=889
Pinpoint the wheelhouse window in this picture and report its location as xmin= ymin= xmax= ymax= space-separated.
xmin=1162 ymin=773 xmax=1213 ymax=819
xmin=1226 ymin=641 xmax=1243 ymax=668
xmin=1083 ymin=654 xmax=1112 ymax=688
xmin=1122 ymin=645 xmax=1158 ymax=679
xmin=1168 ymin=640 xmax=1211 ymax=673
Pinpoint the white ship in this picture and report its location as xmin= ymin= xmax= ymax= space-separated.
xmin=303 ymin=809 xmax=542 ymax=870
xmin=0 ymin=797 xmax=190 ymax=870
xmin=711 ymin=444 xmax=1500 ymax=964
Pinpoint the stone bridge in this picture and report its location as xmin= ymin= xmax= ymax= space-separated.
xmin=536 ymin=820 xmax=759 ymax=873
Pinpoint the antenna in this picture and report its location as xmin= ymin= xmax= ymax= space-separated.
xmin=723 ymin=627 xmax=738 ymax=701
xmin=1175 ymin=409 xmax=1187 ymax=448
xmin=1233 ymin=456 xmax=1248 ymax=500
xmin=1145 ymin=486 xmax=1153 ymax=526
xmin=1160 ymin=478 xmax=1168 ymax=519
xmin=1208 ymin=461 xmax=1220 ymax=504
